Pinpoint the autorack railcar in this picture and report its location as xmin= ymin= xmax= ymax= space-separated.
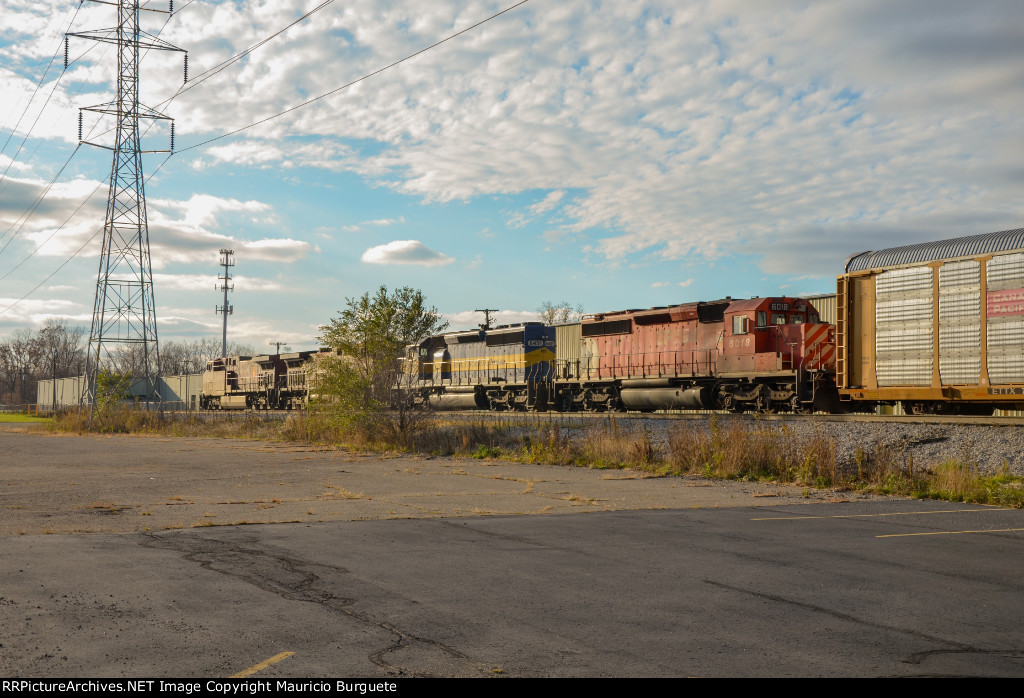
xmin=836 ymin=227 xmax=1024 ymax=414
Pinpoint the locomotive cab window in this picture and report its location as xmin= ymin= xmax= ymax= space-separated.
xmin=772 ymin=313 xmax=786 ymax=325
xmin=732 ymin=316 xmax=748 ymax=334
xmin=756 ymin=311 xmax=767 ymax=328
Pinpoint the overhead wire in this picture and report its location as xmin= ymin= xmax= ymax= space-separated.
xmin=2 ymin=0 xmax=301 ymax=251
xmin=0 ymin=3 xmax=183 ymax=252
xmin=166 ymin=0 xmax=336 ymax=99
xmin=0 ymin=154 xmax=174 ymax=318
xmin=1 ymin=0 xmax=533 ymax=318
xmin=0 ymin=2 xmax=85 ymax=189
xmin=1 ymin=0 xmax=327 ymax=305
xmin=178 ymin=0 xmax=532 ymax=153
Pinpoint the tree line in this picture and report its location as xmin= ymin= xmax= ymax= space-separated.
xmin=0 ymin=321 xmax=253 ymax=406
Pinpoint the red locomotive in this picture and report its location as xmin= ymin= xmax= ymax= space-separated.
xmin=545 ymin=296 xmax=837 ymax=412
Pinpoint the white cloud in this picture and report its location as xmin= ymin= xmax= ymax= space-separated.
xmin=652 ymin=279 xmax=693 ymax=289
xmin=3 ymin=182 xmax=309 ymax=268
xmin=0 ymin=296 xmax=87 ymax=329
xmin=363 ymin=217 xmax=405 ymax=226
xmin=4 ymin=0 xmax=1023 ymax=291
xmin=168 ymin=0 xmax=1021 ymax=276
xmin=152 ymin=273 xmax=284 ymax=292
xmin=529 ymin=191 xmax=565 ymax=215
xmin=360 ymin=239 xmax=454 ymax=266
xmin=444 ymin=309 xmax=541 ymax=331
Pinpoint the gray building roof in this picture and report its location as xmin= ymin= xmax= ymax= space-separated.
xmin=845 ymin=227 xmax=1024 ymax=272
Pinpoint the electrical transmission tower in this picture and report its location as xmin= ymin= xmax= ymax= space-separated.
xmin=69 ymin=1 xmax=185 ymax=406
xmin=217 ymin=249 xmax=234 ymax=357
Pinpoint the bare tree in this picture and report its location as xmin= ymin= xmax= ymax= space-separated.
xmin=34 ymin=321 xmax=86 ymax=378
xmin=537 ymin=301 xmax=584 ymax=324
xmin=0 ymin=323 xmax=85 ymax=404
xmin=159 ymin=338 xmax=258 ymax=376
xmin=2 ymin=329 xmax=40 ymax=405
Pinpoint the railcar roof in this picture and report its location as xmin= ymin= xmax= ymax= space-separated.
xmin=845 ymin=227 xmax=1024 ymax=272
xmin=724 ymin=297 xmax=812 ymax=313
xmin=585 ymin=299 xmax=731 ymax=321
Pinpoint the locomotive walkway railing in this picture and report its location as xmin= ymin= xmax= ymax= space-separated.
xmin=418 ymin=351 xmax=724 ymax=385
xmin=413 ymin=341 xmax=833 ymax=387
xmin=561 ymin=350 xmax=720 ymax=380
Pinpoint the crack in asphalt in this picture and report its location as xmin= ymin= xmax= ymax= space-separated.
xmin=902 ymin=647 xmax=1024 ymax=667
xmin=140 ymin=532 xmax=488 ymax=678
xmin=703 ymin=578 xmax=980 ymax=668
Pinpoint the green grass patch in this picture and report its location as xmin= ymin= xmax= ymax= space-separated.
xmin=0 ymin=413 xmax=51 ymax=423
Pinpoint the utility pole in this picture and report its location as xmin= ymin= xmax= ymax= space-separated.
xmin=269 ymin=341 xmax=290 ymax=354
xmin=475 ymin=308 xmax=500 ymax=330
xmin=216 ymin=249 xmax=234 ymax=357
xmin=71 ymin=1 xmax=185 ymax=408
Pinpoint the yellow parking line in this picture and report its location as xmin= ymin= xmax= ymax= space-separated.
xmin=877 ymin=527 xmax=1024 ymax=539
xmin=230 ymin=651 xmax=295 ymax=678
xmin=752 ymin=508 xmax=1000 ymax=521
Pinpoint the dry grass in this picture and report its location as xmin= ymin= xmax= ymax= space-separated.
xmin=665 ymin=416 xmax=836 ymax=485
xmin=50 ymin=404 xmax=1024 ymax=508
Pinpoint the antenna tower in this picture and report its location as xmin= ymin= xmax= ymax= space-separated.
xmin=70 ymin=1 xmax=185 ymax=406
xmin=475 ymin=308 xmax=500 ymax=330
xmin=217 ymin=249 xmax=234 ymax=357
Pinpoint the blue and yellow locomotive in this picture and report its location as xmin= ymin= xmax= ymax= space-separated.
xmin=404 ymin=322 xmax=556 ymax=410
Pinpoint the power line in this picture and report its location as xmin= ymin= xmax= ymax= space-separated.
xmin=170 ymin=0 xmax=336 ymax=98
xmin=178 ymin=0 xmax=532 ymax=153
xmin=0 ymin=4 xmax=186 ymax=252
xmin=0 ymin=155 xmax=173 ymax=319
xmin=3 ymin=0 xmax=368 ymax=252
xmin=0 ymin=143 xmax=83 ymax=252
xmin=0 ymin=0 xmax=313 ymax=289
xmin=1 ymin=0 xmax=533 ymax=318
xmin=0 ymin=166 xmax=105 ymax=283
xmin=0 ymin=2 xmax=80 ymax=142
xmin=0 ymin=3 xmax=84 ymax=189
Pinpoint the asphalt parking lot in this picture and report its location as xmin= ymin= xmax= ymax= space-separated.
xmin=2 ymin=429 xmax=1022 ymax=677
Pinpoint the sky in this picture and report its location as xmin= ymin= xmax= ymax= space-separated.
xmin=1 ymin=0 xmax=1022 ymax=352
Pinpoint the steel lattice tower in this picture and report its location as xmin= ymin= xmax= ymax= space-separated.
xmin=69 ymin=1 xmax=184 ymax=405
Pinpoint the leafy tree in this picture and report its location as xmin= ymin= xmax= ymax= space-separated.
xmin=537 ymin=300 xmax=584 ymax=324
xmin=315 ymin=286 xmax=448 ymax=441
xmin=96 ymin=368 xmax=133 ymax=404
